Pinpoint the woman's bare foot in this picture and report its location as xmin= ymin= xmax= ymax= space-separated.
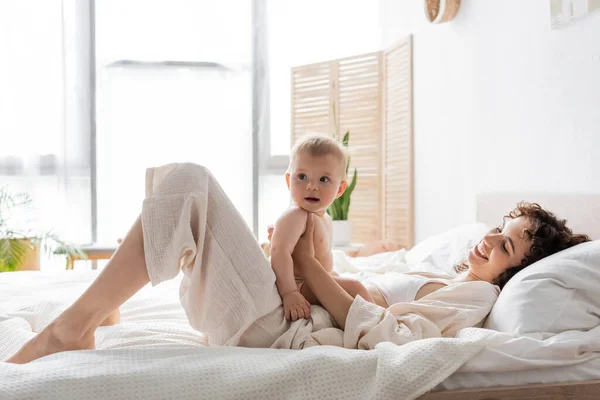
xmin=100 ymin=308 xmax=120 ymax=326
xmin=6 ymin=320 xmax=95 ymax=364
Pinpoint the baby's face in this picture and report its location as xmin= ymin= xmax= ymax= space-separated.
xmin=287 ymin=152 xmax=346 ymax=215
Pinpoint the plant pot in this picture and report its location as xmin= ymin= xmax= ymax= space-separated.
xmin=332 ymin=220 xmax=352 ymax=246
xmin=17 ymin=241 xmax=41 ymax=271
xmin=0 ymin=239 xmax=41 ymax=272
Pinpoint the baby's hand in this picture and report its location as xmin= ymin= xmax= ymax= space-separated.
xmin=282 ymin=290 xmax=311 ymax=321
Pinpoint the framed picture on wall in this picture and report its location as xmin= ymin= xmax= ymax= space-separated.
xmin=551 ymin=0 xmax=600 ymax=28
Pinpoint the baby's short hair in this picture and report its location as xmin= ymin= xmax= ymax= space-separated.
xmin=288 ymin=134 xmax=348 ymax=179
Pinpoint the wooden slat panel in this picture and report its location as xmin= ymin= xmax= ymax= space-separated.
xmin=339 ymin=52 xmax=383 ymax=244
xmin=383 ymin=37 xmax=414 ymax=249
xmin=291 ymin=61 xmax=332 ymax=142
xmin=291 ymin=39 xmax=413 ymax=247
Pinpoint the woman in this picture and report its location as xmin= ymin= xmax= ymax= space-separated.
xmin=6 ymin=163 xmax=589 ymax=363
xmin=290 ymin=204 xmax=590 ymax=329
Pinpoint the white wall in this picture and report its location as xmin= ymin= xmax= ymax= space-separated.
xmin=380 ymin=0 xmax=600 ymax=243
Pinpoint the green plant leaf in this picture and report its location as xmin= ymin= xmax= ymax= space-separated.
xmin=340 ymin=192 xmax=350 ymax=220
xmin=342 ymin=131 xmax=351 ymax=177
xmin=43 ymin=231 xmax=86 ymax=259
xmin=0 ymin=187 xmax=84 ymax=271
xmin=328 ymin=204 xmax=337 ymax=220
xmin=0 ymin=188 xmax=32 ymax=233
xmin=328 ymin=197 xmax=343 ymax=220
xmin=347 ymin=168 xmax=358 ymax=195
xmin=327 ymin=131 xmax=359 ymax=221
xmin=343 ymin=196 xmax=353 ymax=221
xmin=328 ymin=199 xmax=342 ymax=220
xmin=0 ymin=238 xmax=30 ymax=272
xmin=340 ymin=168 xmax=358 ymax=220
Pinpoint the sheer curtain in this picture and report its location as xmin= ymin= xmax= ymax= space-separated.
xmin=94 ymin=0 xmax=253 ymax=243
xmin=0 ymin=1 xmax=92 ymax=247
xmin=257 ymin=0 xmax=382 ymax=241
xmin=0 ymin=0 xmax=380 ymax=252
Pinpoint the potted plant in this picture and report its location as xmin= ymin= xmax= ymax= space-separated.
xmin=0 ymin=187 xmax=84 ymax=272
xmin=327 ymin=130 xmax=358 ymax=246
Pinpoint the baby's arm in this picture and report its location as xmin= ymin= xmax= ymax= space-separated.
xmin=270 ymin=208 xmax=311 ymax=320
xmin=271 ymin=208 xmax=307 ymax=295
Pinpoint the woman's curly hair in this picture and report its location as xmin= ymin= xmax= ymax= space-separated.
xmin=455 ymin=201 xmax=591 ymax=289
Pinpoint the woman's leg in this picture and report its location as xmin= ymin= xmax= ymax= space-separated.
xmin=7 ymin=163 xmax=283 ymax=363
xmin=7 ymin=215 xmax=149 ymax=363
xmin=140 ymin=163 xmax=282 ymax=346
xmin=100 ymin=308 xmax=120 ymax=326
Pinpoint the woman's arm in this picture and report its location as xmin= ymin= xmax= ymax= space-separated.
xmin=292 ymin=214 xmax=354 ymax=329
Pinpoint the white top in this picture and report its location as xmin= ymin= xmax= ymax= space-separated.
xmin=366 ymin=272 xmax=452 ymax=305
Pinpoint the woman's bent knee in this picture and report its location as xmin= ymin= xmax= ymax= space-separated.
xmin=150 ymin=163 xmax=213 ymax=197
xmin=171 ymin=163 xmax=212 ymax=183
xmin=179 ymin=162 xmax=210 ymax=175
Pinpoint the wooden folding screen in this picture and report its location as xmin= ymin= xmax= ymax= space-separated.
xmin=291 ymin=37 xmax=413 ymax=248
xmin=382 ymin=39 xmax=414 ymax=248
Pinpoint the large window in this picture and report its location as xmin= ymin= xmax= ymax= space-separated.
xmin=0 ymin=0 xmax=382 ymax=254
xmin=94 ymin=0 xmax=253 ymax=243
xmin=0 ymin=1 xmax=92 ymax=248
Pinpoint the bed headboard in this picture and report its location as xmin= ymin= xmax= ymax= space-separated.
xmin=476 ymin=193 xmax=600 ymax=240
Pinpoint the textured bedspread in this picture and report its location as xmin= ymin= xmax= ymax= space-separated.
xmin=0 ymin=334 xmax=488 ymax=399
xmin=0 ymin=270 xmax=487 ymax=399
xmin=1 ymin=255 xmax=599 ymax=399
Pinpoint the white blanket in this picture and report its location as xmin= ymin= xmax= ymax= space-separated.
xmin=0 ymin=270 xmax=486 ymax=400
xmin=0 ymin=334 xmax=486 ymax=400
xmin=2 ymin=257 xmax=600 ymax=399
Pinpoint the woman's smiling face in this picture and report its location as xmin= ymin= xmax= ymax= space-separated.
xmin=467 ymin=216 xmax=532 ymax=283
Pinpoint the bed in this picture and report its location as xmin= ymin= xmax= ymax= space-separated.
xmin=1 ymin=193 xmax=599 ymax=399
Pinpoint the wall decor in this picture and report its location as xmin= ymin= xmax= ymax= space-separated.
xmin=551 ymin=0 xmax=600 ymax=27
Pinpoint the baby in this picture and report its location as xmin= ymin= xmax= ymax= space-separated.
xmin=270 ymin=134 xmax=374 ymax=321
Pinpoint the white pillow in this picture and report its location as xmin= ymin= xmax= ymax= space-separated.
xmin=406 ymin=223 xmax=489 ymax=276
xmin=484 ymin=240 xmax=600 ymax=339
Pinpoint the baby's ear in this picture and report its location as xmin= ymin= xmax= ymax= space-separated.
xmin=336 ymin=180 xmax=347 ymax=197
xmin=285 ymin=173 xmax=291 ymax=190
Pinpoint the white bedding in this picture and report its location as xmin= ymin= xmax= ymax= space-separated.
xmin=1 ymin=250 xmax=599 ymax=399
